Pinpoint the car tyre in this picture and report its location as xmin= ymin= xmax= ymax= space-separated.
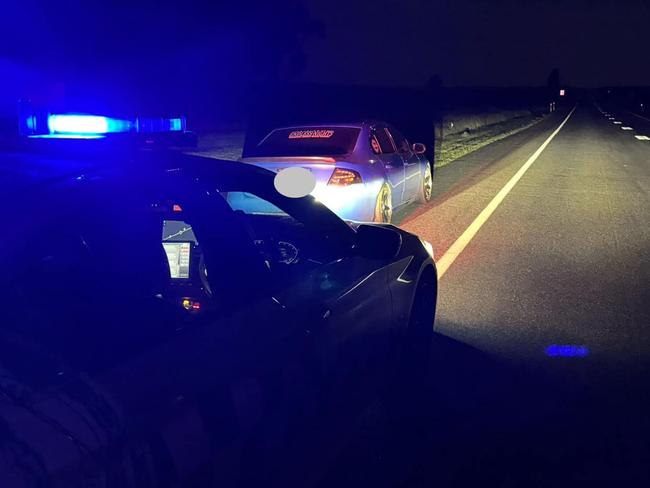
xmin=373 ymin=183 xmax=393 ymax=223
xmin=417 ymin=163 xmax=433 ymax=204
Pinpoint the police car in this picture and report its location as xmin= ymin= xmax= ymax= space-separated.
xmin=0 ymin=112 xmax=437 ymax=486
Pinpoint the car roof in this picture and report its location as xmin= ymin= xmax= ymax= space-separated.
xmin=2 ymin=147 xmax=356 ymax=239
xmin=269 ymin=120 xmax=384 ymax=131
xmin=0 ymin=148 xmax=261 ymax=194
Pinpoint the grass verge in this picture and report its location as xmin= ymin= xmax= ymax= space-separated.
xmin=435 ymin=114 xmax=547 ymax=168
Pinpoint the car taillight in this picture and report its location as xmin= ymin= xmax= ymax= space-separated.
xmin=327 ymin=168 xmax=362 ymax=186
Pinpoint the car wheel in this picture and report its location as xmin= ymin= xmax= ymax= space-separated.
xmin=373 ymin=183 xmax=392 ymax=223
xmin=417 ymin=163 xmax=433 ymax=203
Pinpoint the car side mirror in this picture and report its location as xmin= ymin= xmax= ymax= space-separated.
xmin=354 ymin=224 xmax=402 ymax=260
xmin=412 ymin=143 xmax=426 ymax=154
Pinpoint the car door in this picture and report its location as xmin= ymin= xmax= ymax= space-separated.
xmin=0 ymin=190 xmax=300 ymax=486
xmin=387 ymin=125 xmax=421 ymax=202
xmin=308 ymin=254 xmax=393 ymax=399
xmin=371 ymin=125 xmax=406 ymax=206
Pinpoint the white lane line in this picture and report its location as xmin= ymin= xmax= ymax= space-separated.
xmin=635 ymin=135 xmax=650 ymax=140
xmin=621 ymin=126 xmax=634 ymax=130
xmin=613 ymin=121 xmax=622 ymax=124
xmin=436 ymin=107 xmax=576 ymax=279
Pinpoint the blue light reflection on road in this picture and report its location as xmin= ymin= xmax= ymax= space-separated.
xmin=545 ymin=345 xmax=589 ymax=357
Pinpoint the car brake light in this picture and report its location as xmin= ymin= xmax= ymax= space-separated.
xmin=327 ymin=168 xmax=362 ymax=186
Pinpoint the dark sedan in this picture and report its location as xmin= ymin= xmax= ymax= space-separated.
xmin=0 ymin=150 xmax=437 ymax=487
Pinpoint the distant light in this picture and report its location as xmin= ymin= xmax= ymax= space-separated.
xmin=545 ymin=345 xmax=589 ymax=357
xmin=559 ymin=89 xmax=566 ymax=97
xmin=172 ymin=204 xmax=183 ymax=212
xmin=47 ymin=114 xmax=131 ymax=135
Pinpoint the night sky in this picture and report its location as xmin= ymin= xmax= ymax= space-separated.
xmin=300 ymin=0 xmax=650 ymax=87
xmin=1 ymin=0 xmax=648 ymax=106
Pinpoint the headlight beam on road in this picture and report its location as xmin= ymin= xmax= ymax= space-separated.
xmin=435 ymin=107 xmax=577 ymax=279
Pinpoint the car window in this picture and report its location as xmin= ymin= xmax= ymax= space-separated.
xmin=370 ymin=134 xmax=382 ymax=154
xmin=371 ymin=127 xmax=395 ymax=154
xmin=226 ymin=191 xmax=288 ymax=216
xmin=221 ymin=190 xmax=350 ymax=266
xmin=387 ymin=127 xmax=411 ymax=154
xmin=218 ymin=190 xmax=381 ymax=308
xmin=252 ymin=127 xmax=360 ymax=157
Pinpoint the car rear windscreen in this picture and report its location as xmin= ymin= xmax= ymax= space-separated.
xmin=254 ymin=127 xmax=360 ymax=157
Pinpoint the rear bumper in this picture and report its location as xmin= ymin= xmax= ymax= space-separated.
xmin=238 ymin=159 xmax=383 ymax=223
xmin=311 ymin=180 xmax=382 ymax=223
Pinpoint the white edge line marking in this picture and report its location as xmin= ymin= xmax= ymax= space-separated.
xmin=621 ymin=127 xmax=633 ymax=130
xmin=436 ymin=107 xmax=576 ymax=279
xmin=613 ymin=121 xmax=622 ymax=124
xmin=635 ymin=135 xmax=650 ymax=140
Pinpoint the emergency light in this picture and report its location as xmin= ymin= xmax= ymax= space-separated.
xmin=47 ymin=114 xmax=131 ymax=135
xmin=18 ymin=102 xmax=187 ymax=140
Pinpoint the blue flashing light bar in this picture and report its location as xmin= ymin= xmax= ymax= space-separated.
xmin=545 ymin=345 xmax=589 ymax=357
xmin=18 ymin=102 xmax=187 ymax=140
xmin=29 ymin=133 xmax=106 ymax=140
xmin=47 ymin=114 xmax=132 ymax=135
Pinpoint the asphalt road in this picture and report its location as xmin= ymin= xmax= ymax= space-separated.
xmin=320 ymin=104 xmax=650 ymax=487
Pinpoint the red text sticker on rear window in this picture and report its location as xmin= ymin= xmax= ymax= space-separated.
xmin=288 ymin=129 xmax=334 ymax=139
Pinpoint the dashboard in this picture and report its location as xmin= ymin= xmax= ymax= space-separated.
xmin=238 ymin=214 xmax=341 ymax=280
xmin=254 ymin=238 xmax=301 ymax=266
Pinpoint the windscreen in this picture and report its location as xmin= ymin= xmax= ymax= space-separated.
xmin=253 ymin=127 xmax=360 ymax=157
